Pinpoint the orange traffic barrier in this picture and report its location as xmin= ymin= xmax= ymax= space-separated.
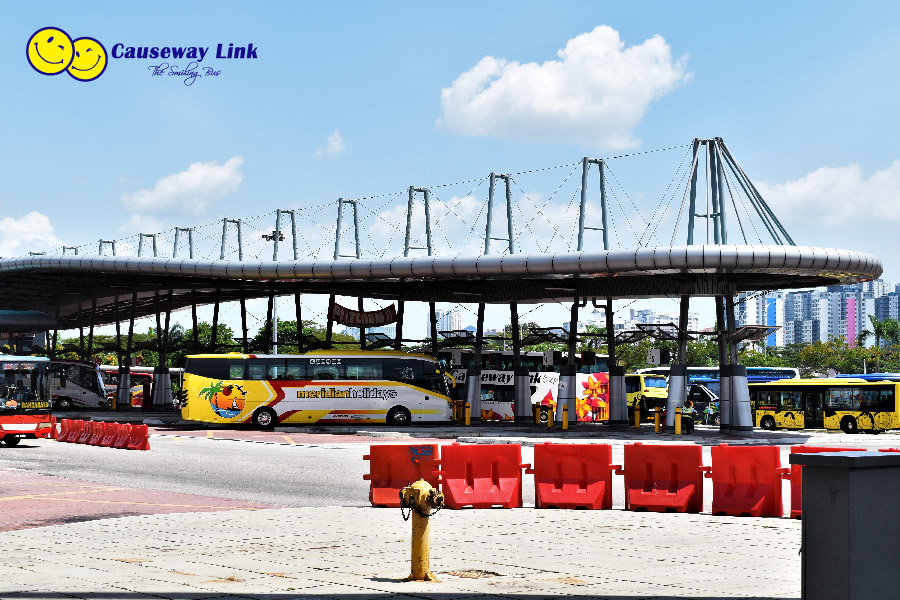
xmin=126 ymin=424 xmax=150 ymax=450
xmin=112 ymin=423 xmax=132 ymax=449
xmin=527 ymin=442 xmax=619 ymax=509
xmin=617 ymin=443 xmax=709 ymax=513
xmin=100 ymin=422 xmax=118 ymax=447
xmin=708 ymin=444 xmax=790 ymax=517
xmin=77 ymin=421 xmax=94 ymax=444
xmin=436 ymin=443 xmax=530 ymax=509
xmin=787 ymin=446 xmax=865 ymax=519
xmin=362 ymin=444 xmax=440 ymax=507
xmin=55 ymin=419 xmax=70 ymax=442
xmin=63 ymin=419 xmax=83 ymax=443
xmin=88 ymin=422 xmax=106 ymax=446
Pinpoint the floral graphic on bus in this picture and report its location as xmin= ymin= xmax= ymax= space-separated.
xmin=580 ymin=372 xmax=609 ymax=422
xmin=199 ymin=380 xmax=247 ymax=419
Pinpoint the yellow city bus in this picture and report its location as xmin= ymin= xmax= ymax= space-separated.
xmin=180 ymin=351 xmax=453 ymax=428
xmin=749 ymin=378 xmax=900 ymax=434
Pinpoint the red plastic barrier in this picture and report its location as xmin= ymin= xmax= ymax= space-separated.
xmin=788 ymin=446 xmax=865 ymax=519
xmin=100 ymin=422 xmax=118 ymax=447
xmin=63 ymin=419 xmax=83 ymax=443
xmin=77 ymin=421 xmax=94 ymax=444
xmin=527 ymin=442 xmax=618 ymax=509
xmin=126 ymin=424 xmax=150 ymax=450
xmin=50 ymin=417 xmax=58 ymax=440
xmin=55 ymin=419 xmax=70 ymax=442
xmin=436 ymin=443 xmax=530 ymax=509
xmin=112 ymin=424 xmax=132 ymax=449
xmin=88 ymin=422 xmax=106 ymax=446
xmin=618 ymin=443 xmax=709 ymax=513
xmin=708 ymin=445 xmax=790 ymax=517
xmin=362 ymin=444 xmax=440 ymax=507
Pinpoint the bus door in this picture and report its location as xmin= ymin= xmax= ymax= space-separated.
xmin=804 ymin=389 xmax=825 ymax=428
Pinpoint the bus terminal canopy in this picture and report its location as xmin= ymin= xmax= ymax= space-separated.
xmin=0 ymin=244 xmax=882 ymax=330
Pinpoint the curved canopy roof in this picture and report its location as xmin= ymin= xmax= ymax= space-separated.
xmin=0 ymin=244 xmax=881 ymax=330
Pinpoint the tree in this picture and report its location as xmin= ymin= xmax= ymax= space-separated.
xmin=858 ymin=315 xmax=900 ymax=371
xmin=250 ymin=319 xmax=358 ymax=353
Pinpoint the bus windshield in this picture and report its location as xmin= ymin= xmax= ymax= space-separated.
xmin=0 ymin=358 xmax=51 ymax=413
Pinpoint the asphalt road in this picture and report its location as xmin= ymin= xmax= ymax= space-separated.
xmin=0 ymin=429 xmax=432 ymax=508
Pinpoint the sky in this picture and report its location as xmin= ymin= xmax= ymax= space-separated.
xmin=4 ymin=1 xmax=900 ymax=341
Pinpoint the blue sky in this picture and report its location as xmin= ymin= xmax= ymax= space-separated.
xmin=4 ymin=2 xmax=900 ymax=339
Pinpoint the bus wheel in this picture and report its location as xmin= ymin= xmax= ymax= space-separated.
xmin=252 ymin=408 xmax=278 ymax=430
xmin=386 ymin=407 xmax=411 ymax=426
xmin=840 ymin=416 xmax=859 ymax=434
xmin=56 ymin=397 xmax=72 ymax=410
xmin=2 ymin=437 xmax=21 ymax=446
xmin=712 ymin=414 xmax=721 ymax=426
xmin=760 ymin=416 xmax=776 ymax=430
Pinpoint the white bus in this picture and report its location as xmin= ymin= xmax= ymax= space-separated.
xmin=180 ymin=351 xmax=453 ymax=428
xmin=49 ymin=359 xmax=107 ymax=409
xmin=437 ymin=349 xmax=611 ymax=422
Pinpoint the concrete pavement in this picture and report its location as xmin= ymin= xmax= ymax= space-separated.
xmin=1 ymin=505 xmax=800 ymax=599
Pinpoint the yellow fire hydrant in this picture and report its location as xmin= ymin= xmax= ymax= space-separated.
xmin=399 ymin=479 xmax=444 ymax=581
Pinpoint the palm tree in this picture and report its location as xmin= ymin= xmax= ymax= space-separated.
xmin=857 ymin=315 xmax=900 ymax=371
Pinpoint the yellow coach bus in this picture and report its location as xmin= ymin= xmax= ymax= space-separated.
xmin=180 ymin=351 xmax=453 ymax=428
xmin=749 ymin=378 xmax=900 ymax=434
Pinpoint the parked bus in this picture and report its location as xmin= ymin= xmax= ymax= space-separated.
xmin=98 ymin=366 xmax=154 ymax=407
xmin=437 ymin=349 xmax=610 ymax=422
xmin=0 ymin=355 xmax=53 ymax=446
xmin=637 ymin=365 xmax=800 ymax=383
xmin=625 ymin=373 xmax=668 ymax=417
xmin=49 ymin=359 xmax=107 ymax=409
xmin=181 ymin=351 xmax=452 ymax=428
xmin=749 ymin=378 xmax=900 ymax=433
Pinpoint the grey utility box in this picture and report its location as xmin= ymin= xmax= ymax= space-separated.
xmin=790 ymin=451 xmax=900 ymax=600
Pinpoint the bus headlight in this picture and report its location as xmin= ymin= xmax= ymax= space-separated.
xmin=37 ymin=422 xmax=52 ymax=429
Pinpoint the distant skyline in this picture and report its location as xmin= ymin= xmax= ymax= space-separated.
xmin=4 ymin=2 xmax=899 ymax=339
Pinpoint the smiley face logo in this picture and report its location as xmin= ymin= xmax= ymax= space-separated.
xmin=26 ymin=27 xmax=74 ymax=75
xmin=68 ymin=37 xmax=108 ymax=81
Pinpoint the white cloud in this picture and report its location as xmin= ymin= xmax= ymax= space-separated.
xmin=0 ymin=212 xmax=62 ymax=256
xmin=314 ymin=130 xmax=346 ymax=158
xmin=437 ymin=26 xmax=691 ymax=148
xmin=120 ymin=157 xmax=244 ymax=214
xmin=757 ymin=160 xmax=900 ymax=226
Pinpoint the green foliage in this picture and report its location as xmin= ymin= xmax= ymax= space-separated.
xmin=250 ymin=319 xmax=359 ymax=353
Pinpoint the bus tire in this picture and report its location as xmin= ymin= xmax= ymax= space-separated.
xmin=2 ymin=437 xmax=21 ymax=446
xmin=840 ymin=416 xmax=859 ymax=434
xmin=252 ymin=407 xmax=278 ymax=430
xmin=760 ymin=415 xmax=776 ymax=430
xmin=386 ymin=407 xmax=412 ymax=426
xmin=56 ymin=397 xmax=72 ymax=410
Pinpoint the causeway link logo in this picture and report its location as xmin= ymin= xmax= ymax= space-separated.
xmin=26 ymin=27 xmax=107 ymax=82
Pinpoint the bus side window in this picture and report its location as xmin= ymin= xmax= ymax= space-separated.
xmin=228 ymin=360 xmax=246 ymax=380
xmin=384 ymin=359 xmax=422 ymax=382
xmin=266 ymin=359 xmax=287 ymax=380
xmin=81 ymin=369 xmax=96 ymax=391
xmin=284 ymin=361 xmax=305 ymax=380
xmin=247 ymin=360 xmax=266 ymax=380
xmin=311 ymin=365 xmax=343 ymax=380
xmin=344 ymin=359 xmax=382 ymax=380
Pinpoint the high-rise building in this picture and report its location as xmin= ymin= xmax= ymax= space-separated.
xmin=434 ymin=308 xmax=464 ymax=333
